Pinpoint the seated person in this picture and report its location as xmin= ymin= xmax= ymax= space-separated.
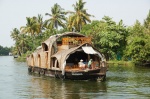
xmin=88 ymin=59 xmax=93 ymax=69
xmin=78 ymin=59 xmax=85 ymax=69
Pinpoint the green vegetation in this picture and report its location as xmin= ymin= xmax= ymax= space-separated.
xmin=107 ymin=60 xmax=134 ymax=66
xmin=81 ymin=17 xmax=128 ymax=61
xmin=0 ymin=45 xmax=11 ymax=56
xmin=10 ymin=0 xmax=150 ymax=65
xmin=67 ymin=0 xmax=93 ymax=32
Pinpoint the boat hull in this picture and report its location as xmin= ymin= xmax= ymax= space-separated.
xmin=28 ymin=66 xmax=106 ymax=81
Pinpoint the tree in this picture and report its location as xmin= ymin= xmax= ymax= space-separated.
xmin=20 ymin=17 xmax=41 ymax=36
xmin=0 ymin=45 xmax=11 ymax=55
xmin=43 ymin=3 xmax=66 ymax=30
xmin=18 ymin=34 xmax=28 ymax=54
xmin=144 ymin=10 xmax=150 ymax=28
xmin=10 ymin=28 xmax=22 ymax=56
xmin=37 ymin=14 xmax=44 ymax=35
xmin=10 ymin=28 xmax=20 ymax=41
xmin=125 ymin=20 xmax=150 ymax=64
xmin=67 ymin=0 xmax=93 ymax=32
xmin=20 ymin=16 xmax=42 ymax=49
xmin=81 ymin=16 xmax=128 ymax=60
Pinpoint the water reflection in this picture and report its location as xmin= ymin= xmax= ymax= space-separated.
xmin=107 ymin=64 xmax=150 ymax=98
xmin=27 ymin=74 xmax=107 ymax=99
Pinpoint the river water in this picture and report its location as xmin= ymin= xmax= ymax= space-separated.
xmin=0 ymin=56 xmax=150 ymax=99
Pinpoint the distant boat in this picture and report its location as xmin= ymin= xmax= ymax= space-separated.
xmin=27 ymin=32 xmax=107 ymax=81
xmin=13 ymin=55 xmax=18 ymax=58
xmin=9 ymin=52 xmax=12 ymax=56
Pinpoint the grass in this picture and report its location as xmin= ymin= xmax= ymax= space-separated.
xmin=15 ymin=54 xmax=27 ymax=62
xmin=107 ymin=60 xmax=134 ymax=66
xmin=16 ymin=56 xmax=26 ymax=62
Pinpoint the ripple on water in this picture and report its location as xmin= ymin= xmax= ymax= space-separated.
xmin=1 ymin=56 xmax=150 ymax=99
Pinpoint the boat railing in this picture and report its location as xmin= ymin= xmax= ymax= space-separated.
xmin=62 ymin=37 xmax=91 ymax=45
xmin=65 ymin=61 xmax=100 ymax=70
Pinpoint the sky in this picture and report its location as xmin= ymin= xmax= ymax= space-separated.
xmin=0 ymin=0 xmax=150 ymax=47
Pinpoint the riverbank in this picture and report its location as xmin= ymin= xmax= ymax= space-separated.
xmin=15 ymin=54 xmax=26 ymax=62
xmin=107 ymin=60 xmax=134 ymax=66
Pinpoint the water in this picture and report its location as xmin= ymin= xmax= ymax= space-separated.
xmin=0 ymin=56 xmax=150 ymax=99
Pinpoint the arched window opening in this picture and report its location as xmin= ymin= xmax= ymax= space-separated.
xmin=56 ymin=60 xmax=59 ymax=68
xmin=42 ymin=43 xmax=48 ymax=51
xmin=38 ymin=54 xmax=41 ymax=67
xmin=45 ymin=52 xmax=48 ymax=68
xmin=52 ymin=58 xmax=56 ymax=67
xmin=31 ymin=54 xmax=34 ymax=66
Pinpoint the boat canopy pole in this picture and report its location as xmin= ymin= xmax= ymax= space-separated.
xmin=62 ymin=61 xmax=66 ymax=75
xmin=61 ymin=54 xmax=71 ymax=75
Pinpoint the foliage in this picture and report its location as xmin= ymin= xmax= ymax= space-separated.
xmin=124 ymin=20 xmax=150 ymax=63
xmin=67 ymin=0 xmax=93 ymax=32
xmin=81 ymin=16 xmax=129 ymax=60
xmin=107 ymin=60 xmax=134 ymax=66
xmin=0 ymin=45 xmax=11 ymax=55
xmin=144 ymin=10 xmax=150 ymax=28
xmin=20 ymin=16 xmax=41 ymax=36
xmin=43 ymin=3 xmax=66 ymax=30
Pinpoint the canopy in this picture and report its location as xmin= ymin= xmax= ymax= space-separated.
xmin=82 ymin=46 xmax=97 ymax=54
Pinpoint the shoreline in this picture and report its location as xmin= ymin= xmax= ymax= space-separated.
xmin=107 ymin=60 xmax=134 ymax=66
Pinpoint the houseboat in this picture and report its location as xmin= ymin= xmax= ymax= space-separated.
xmin=27 ymin=32 xmax=107 ymax=81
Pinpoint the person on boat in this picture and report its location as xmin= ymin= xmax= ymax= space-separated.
xmin=88 ymin=59 xmax=93 ymax=69
xmin=78 ymin=59 xmax=85 ymax=69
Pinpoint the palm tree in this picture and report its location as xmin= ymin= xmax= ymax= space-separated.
xmin=10 ymin=28 xmax=20 ymax=41
xmin=11 ymin=46 xmax=20 ymax=56
xmin=67 ymin=0 xmax=93 ymax=32
xmin=18 ymin=34 xmax=28 ymax=54
xmin=37 ymin=14 xmax=43 ymax=35
xmin=20 ymin=17 xmax=41 ymax=49
xmin=10 ymin=28 xmax=22 ymax=56
xmin=43 ymin=3 xmax=66 ymax=30
xmin=20 ymin=17 xmax=40 ymax=36
xmin=144 ymin=10 xmax=150 ymax=28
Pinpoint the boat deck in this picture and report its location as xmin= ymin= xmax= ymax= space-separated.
xmin=65 ymin=66 xmax=100 ymax=72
